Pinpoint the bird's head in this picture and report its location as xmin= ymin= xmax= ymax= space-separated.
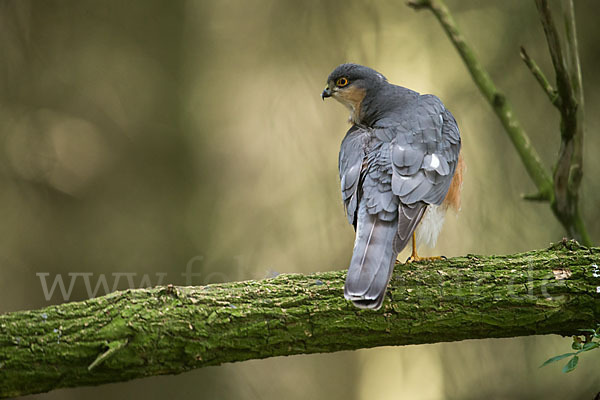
xmin=321 ymin=63 xmax=387 ymax=124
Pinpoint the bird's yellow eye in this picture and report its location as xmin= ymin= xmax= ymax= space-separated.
xmin=336 ymin=77 xmax=349 ymax=87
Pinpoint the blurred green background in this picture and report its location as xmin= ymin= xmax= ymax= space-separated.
xmin=1 ymin=0 xmax=599 ymax=399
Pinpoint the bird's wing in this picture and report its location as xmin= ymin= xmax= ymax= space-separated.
xmin=389 ymin=94 xmax=460 ymax=205
xmin=362 ymin=94 xmax=461 ymax=252
xmin=338 ymin=124 xmax=370 ymax=228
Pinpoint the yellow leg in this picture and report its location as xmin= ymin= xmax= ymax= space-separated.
xmin=406 ymin=232 xmax=445 ymax=263
xmin=406 ymin=232 xmax=421 ymax=263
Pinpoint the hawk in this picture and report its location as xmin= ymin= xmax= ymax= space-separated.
xmin=322 ymin=63 xmax=463 ymax=310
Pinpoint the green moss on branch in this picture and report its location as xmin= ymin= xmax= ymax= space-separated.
xmin=1 ymin=241 xmax=600 ymax=398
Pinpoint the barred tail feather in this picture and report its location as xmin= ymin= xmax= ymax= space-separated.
xmin=344 ymin=203 xmax=398 ymax=310
xmin=344 ymin=201 xmax=426 ymax=310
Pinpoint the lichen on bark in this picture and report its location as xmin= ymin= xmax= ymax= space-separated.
xmin=1 ymin=241 xmax=599 ymax=398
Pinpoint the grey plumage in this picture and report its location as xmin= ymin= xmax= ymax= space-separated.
xmin=326 ymin=63 xmax=461 ymax=310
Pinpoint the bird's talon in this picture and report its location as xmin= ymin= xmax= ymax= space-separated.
xmin=405 ymin=255 xmax=445 ymax=263
xmin=405 ymin=255 xmax=422 ymax=264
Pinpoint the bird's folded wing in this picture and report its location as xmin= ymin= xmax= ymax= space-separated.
xmin=339 ymin=124 xmax=370 ymax=228
xmin=364 ymin=94 xmax=461 ymax=249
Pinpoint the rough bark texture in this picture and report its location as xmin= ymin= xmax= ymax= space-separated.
xmin=1 ymin=241 xmax=600 ymax=398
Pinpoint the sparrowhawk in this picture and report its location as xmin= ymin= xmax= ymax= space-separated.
xmin=322 ymin=63 xmax=463 ymax=310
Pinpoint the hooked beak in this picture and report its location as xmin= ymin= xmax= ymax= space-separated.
xmin=321 ymin=87 xmax=332 ymax=100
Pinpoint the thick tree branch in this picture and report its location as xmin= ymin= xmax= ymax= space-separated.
xmin=408 ymin=0 xmax=592 ymax=246
xmin=2 ymin=241 xmax=600 ymax=398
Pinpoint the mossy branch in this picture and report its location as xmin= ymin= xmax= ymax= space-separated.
xmin=2 ymin=241 xmax=600 ymax=398
xmin=407 ymin=0 xmax=592 ymax=246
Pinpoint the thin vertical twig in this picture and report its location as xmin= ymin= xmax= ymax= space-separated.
xmin=519 ymin=46 xmax=560 ymax=107
xmin=535 ymin=0 xmax=589 ymax=245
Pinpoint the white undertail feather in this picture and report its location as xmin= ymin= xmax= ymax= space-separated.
xmin=415 ymin=205 xmax=446 ymax=249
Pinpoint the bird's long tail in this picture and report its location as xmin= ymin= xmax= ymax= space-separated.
xmin=344 ymin=204 xmax=399 ymax=310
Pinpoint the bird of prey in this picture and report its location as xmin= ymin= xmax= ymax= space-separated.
xmin=322 ymin=63 xmax=463 ymax=310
